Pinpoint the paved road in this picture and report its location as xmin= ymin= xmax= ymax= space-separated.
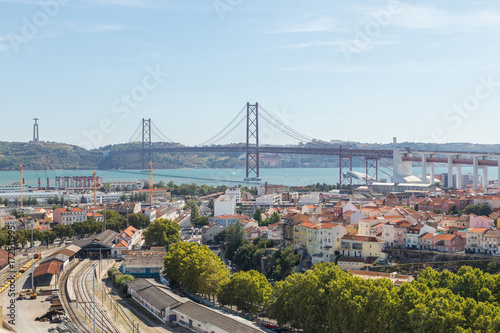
xmin=0 ymin=247 xmax=61 ymax=333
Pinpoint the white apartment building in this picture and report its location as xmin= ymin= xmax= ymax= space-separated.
xmin=53 ymin=207 xmax=86 ymax=225
xmin=214 ymin=195 xmax=237 ymax=216
xmin=225 ymin=188 xmax=241 ymax=202
xmin=299 ymin=193 xmax=319 ymax=205
xmin=255 ymin=194 xmax=282 ymax=206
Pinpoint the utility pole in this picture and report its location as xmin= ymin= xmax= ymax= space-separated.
xmin=20 ymin=163 xmax=23 ymax=208
xmin=93 ymin=265 xmax=96 ymax=333
xmin=31 ymin=220 xmax=35 ymax=291
xmin=149 ymin=160 xmax=153 ymax=206
xmin=104 ymin=204 xmax=106 ymax=232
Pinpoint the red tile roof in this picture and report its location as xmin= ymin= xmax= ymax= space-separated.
xmin=34 ymin=260 xmax=63 ymax=277
xmin=468 ymin=228 xmax=489 ymax=233
xmin=114 ymin=240 xmax=128 ymax=248
xmin=55 ymin=207 xmax=83 ymax=214
xmin=341 ymin=234 xmax=381 ymax=242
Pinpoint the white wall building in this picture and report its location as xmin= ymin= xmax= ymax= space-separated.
xmin=255 ymin=194 xmax=281 ymax=206
xmin=299 ymin=193 xmax=319 ymax=205
xmin=214 ymin=195 xmax=236 ymax=216
xmin=53 ymin=207 xmax=86 ymax=226
xmin=224 ymin=188 xmax=241 ymax=203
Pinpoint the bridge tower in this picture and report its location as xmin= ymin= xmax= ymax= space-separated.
xmin=245 ymin=103 xmax=260 ymax=180
xmin=339 ymin=146 xmax=352 ymax=186
xmin=365 ymin=158 xmax=379 ymax=184
xmin=142 ymin=118 xmax=152 ymax=170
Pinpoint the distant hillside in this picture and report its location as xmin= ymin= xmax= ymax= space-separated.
xmin=0 ymin=141 xmax=242 ymax=171
xmin=0 ymin=141 xmax=101 ymax=170
xmin=1 ymin=140 xmax=500 ymax=171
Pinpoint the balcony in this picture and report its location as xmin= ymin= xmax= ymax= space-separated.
xmin=352 ymin=243 xmax=362 ymax=250
xmin=341 ymin=242 xmax=351 ymax=249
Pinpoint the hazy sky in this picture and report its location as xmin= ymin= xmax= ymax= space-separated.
xmin=1 ymin=0 xmax=500 ymax=149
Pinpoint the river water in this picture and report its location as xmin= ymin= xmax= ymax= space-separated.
xmin=0 ymin=166 xmax=487 ymax=187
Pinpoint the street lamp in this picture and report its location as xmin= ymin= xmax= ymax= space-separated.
xmin=31 ymin=219 xmax=36 ymax=291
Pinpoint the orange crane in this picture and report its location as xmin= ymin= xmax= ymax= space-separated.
xmin=93 ymin=170 xmax=97 ymax=204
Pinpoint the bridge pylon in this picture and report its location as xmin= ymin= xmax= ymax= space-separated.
xmin=365 ymin=158 xmax=379 ymax=184
xmin=142 ymin=118 xmax=152 ymax=170
xmin=339 ymin=156 xmax=352 ymax=186
xmin=245 ymin=103 xmax=260 ymax=180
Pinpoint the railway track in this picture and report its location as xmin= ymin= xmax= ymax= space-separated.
xmin=59 ymin=261 xmax=89 ymax=333
xmin=75 ymin=260 xmax=121 ymax=333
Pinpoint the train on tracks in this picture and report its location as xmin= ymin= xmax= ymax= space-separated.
xmin=0 ymin=252 xmax=41 ymax=294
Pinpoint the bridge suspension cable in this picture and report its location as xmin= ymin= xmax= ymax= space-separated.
xmin=259 ymin=105 xmax=331 ymax=147
xmin=199 ymin=105 xmax=247 ymax=146
xmin=151 ymin=121 xmax=174 ymax=142
xmin=352 ymin=156 xmax=393 ymax=179
xmin=128 ymin=122 xmax=142 ymax=142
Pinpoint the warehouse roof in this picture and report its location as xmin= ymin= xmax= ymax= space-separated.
xmin=73 ymin=230 xmax=118 ymax=249
xmin=127 ymin=279 xmax=186 ymax=310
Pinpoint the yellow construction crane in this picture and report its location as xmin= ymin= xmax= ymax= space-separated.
xmin=93 ymin=170 xmax=97 ymax=204
xmin=20 ymin=163 xmax=23 ymax=208
xmin=149 ymin=160 xmax=153 ymax=206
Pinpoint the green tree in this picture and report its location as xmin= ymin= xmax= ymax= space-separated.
xmin=217 ymin=270 xmax=272 ymax=314
xmin=128 ymin=213 xmax=150 ymax=229
xmin=120 ymin=194 xmax=127 ymax=202
xmin=164 ymin=242 xmax=229 ymax=298
xmin=253 ymin=208 xmax=262 ymax=224
xmin=214 ymin=229 xmax=228 ymax=244
xmin=224 ymin=223 xmax=246 ymax=261
xmin=102 ymin=183 xmax=112 ymax=193
xmin=115 ymin=274 xmax=134 ymax=291
xmin=193 ymin=216 xmax=209 ymax=228
xmin=107 ymin=267 xmax=119 ymax=279
xmin=261 ymin=211 xmax=281 ymax=226
xmin=14 ymin=230 xmax=28 ymax=249
xmin=52 ymin=225 xmax=75 ymax=241
xmin=143 ymin=219 xmax=180 ymax=249
xmin=267 ymin=247 xmax=299 ymax=281
xmin=462 ymin=203 xmax=492 ymax=216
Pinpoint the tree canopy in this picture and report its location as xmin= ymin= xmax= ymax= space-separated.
xmin=269 ymin=263 xmax=500 ymax=332
xmin=217 ymin=270 xmax=272 ymax=314
xmin=128 ymin=213 xmax=150 ymax=230
xmin=461 ymin=203 xmax=492 ymax=216
xmin=164 ymin=242 xmax=229 ymax=296
xmin=143 ymin=219 xmax=180 ymax=249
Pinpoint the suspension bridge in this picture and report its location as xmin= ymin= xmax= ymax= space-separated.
xmin=109 ymin=102 xmax=500 ymax=189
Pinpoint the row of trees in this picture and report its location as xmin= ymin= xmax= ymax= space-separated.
xmin=128 ymin=192 xmax=149 ymax=202
xmin=291 ymin=183 xmax=353 ymax=193
xmin=47 ymin=196 xmax=72 ymax=206
xmin=162 ymin=238 xmax=500 ymax=331
xmin=71 ymin=211 xmax=151 ymax=238
xmin=0 ymin=197 xmax=40 ymax=207
xmin=445 ymin=203 xmax=492 ymax=216
xmin=0 ymin=209 xmax=155 ymax=250
xmin=0 ymin=228 xmax=59 ymax=249
xmin=269 ymin=264 xmax=500 ymax=332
